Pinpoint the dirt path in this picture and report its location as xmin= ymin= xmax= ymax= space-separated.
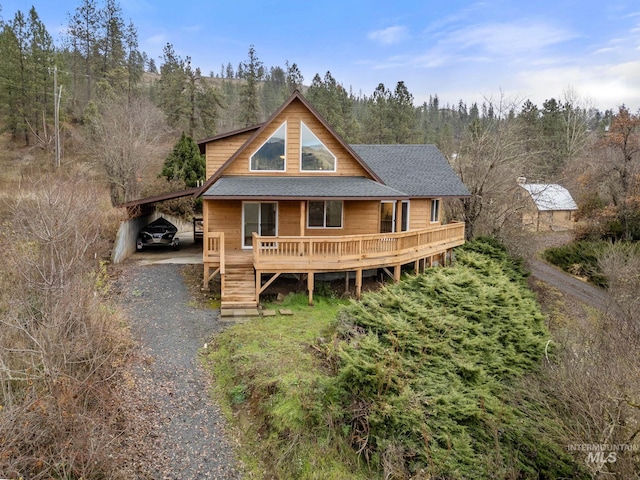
xmin=528 ymin=259 xmax=611 ymax=313
xmin=117 ymin=263 xmax=240 ymax=479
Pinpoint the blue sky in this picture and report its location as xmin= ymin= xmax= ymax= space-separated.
xmin=2 ymin=0 xmax=640 ymax=112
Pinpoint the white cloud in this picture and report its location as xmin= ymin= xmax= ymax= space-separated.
xmin=368 ymin=26 xmax=409 ymax=46
xmin=444 ymin=21 xmax=576 ymax=56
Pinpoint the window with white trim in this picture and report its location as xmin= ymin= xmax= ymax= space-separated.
xmin=308 ymin=200 xmax=343 ymax=228
xmin=250 ymin=123 xmax=286 ymax=171
xmin=430 ymin=199 xmax=440 ymax=223
xmin=300 ymin=122 xmax=336 ymax=171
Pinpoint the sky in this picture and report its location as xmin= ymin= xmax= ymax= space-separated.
xmin=2 ymin=0 xmax=640 ymax=112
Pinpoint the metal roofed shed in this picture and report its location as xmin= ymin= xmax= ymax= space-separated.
xmin=520 ymin=183 xmax=578 ymax=211
xmin=519 ymin=183 xmax=578 ymax=231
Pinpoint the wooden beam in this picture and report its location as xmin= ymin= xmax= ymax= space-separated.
xmin=307 ymin=272 xmax=314 ymax=306
xmin=207 ymin=266 xmax=220 ymax=283
xmin=259 ymin=272 xmax=282 ymax=295
xmin=255 ymin=270 xmax=261 ymax=305
xmin=394 ymin=264 xmax=401 ymax=282
xmin=355 ymin=269 xmax=362 ymax=300
xmin=382 ymin=267 xmax=393 ymax=280
xmin=203 ymin=264 xmax=211 ymax=291
xmin=345 ymin=271 xmax=349 ymax=294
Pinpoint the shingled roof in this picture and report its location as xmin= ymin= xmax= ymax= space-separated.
xmin=202 ymin=176 xmax=406 ymax=200
xmin=351 ymin=144 xmax=470 ymax=197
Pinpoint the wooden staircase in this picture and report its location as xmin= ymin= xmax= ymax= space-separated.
xmin=221 ymin=264 xmax=257 ymax=309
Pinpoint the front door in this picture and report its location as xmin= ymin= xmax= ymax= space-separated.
xmin=243 ymin=202 xmax=277 ymax=248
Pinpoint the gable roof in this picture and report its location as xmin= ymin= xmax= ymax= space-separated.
xmin=520 ymin=184 xmax=578 ymax=211
xmin=351 ymin=144 xmax=470 ymax=197
xmin=196 ymin=125 xmax=261 ymax=155
xmin=195 ymin=90 xmax=382 ymax=197
xmin=202 ymin=176 xmax=406 ymax=200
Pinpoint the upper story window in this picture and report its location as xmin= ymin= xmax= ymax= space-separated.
xmin=250 ymin=123 xmax=286 ymax=171
xmin=300 ymin=122 xmax=336 ymax=172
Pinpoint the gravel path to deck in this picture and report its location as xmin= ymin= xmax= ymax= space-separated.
xmin=116 ymin=263 xmax=240 ymax=479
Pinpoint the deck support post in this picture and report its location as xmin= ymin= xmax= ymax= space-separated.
xmin=203 ymin=264 xmax=211 ymax=291
xmin=414 ymin=259 xmax=419 ymax=274
xmin=345 ymin=271 xmax=349 ymax=294
xmin=255 ymin=270 xmax=261 ymax=306
xmin=355 ymin=269 xmax=362 ymax=300
xmin=307 ymin=272 xmax=314 ymax=306
xmin=394 ymin=264 xmax=401 ymax=282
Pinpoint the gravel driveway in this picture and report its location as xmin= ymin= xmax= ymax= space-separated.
xmin=117 ymin=263 xmax=240 ymax=479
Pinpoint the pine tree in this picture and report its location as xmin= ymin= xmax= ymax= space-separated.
xmin=66 ymin=0 xmax=101 ymax=108
xmin=389 ymin=81 xmax=418 ymax=143
xmin=285 ymin=60 xmax=303 ymax=93
xmin=238 ymin=45 xmax=263 ymax=126
xmin=158 ymin=42 xmax=187 ymax=128
xmin=161 ymin=132 xmax=206 ymax=187
xmin=363 ymin=83 xmax=392 ymax=143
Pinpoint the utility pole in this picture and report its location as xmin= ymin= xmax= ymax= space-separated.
xmin=54 ymin=65 xmax=62 ymax=168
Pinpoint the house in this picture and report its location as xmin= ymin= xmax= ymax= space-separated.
xmin=518 ymin=181 xmax=578 ymax=231
xmin=195 ymin=91 xmax=470 ymax=308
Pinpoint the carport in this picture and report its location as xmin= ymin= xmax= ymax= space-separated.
xmin=113 ymin=188 xmax=202 ymax=264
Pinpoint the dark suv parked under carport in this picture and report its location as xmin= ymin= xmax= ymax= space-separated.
xmin=136 ymin=217 xmax=180 ymax=251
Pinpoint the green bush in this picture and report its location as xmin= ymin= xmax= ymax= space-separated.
xmin=542 ymin=241 xmax=609 ymax=287
xmin=329 ymin=242 xmax=585 ymax=478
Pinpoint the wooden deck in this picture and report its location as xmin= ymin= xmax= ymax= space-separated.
xmin=203 ymin=222 xmax=465 ymax=307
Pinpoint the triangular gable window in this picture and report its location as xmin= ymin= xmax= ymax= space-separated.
xmin=250 ymin=123 xmax=286 ymax=171
xmin=300 ymin=122 xmax=336 ymax=172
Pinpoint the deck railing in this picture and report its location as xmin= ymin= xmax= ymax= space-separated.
xmin=252 ymin=222 xmax=465 ymax=272
xmin=203 ymin=231 xmax=225 ymax=274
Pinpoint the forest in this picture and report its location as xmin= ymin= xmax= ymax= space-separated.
xmin=0 ymin=0 xmax=639 ymax=478
xmin=0 ymin=0 xmax=637 ymax=244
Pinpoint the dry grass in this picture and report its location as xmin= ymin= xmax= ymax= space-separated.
xmin=0 ymin=169 xmax=136 ymax=478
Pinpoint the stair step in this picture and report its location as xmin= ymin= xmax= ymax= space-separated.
xmin=221 ymin=302 xmax=258 ymax=310
xmin=221 ymin=264 xmax=258 ymax=309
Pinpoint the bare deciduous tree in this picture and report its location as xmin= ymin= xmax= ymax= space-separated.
xmin=448 ymin=94 xmax=532 ymax=240
xmin=86 ymin=94 xmax=168 ymax=205
xmin=0 ymin=171 xmax=133 ymax=478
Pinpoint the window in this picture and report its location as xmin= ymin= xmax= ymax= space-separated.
xmin=430 ymin=199 xmax=440 ymax=223
xmin=380 ymin=201 xmax=410 ymax=232
xmin=400 ymin=201 xmax=409 ymax=231
xmin=308 ymin=201 xmax=342 ymax=228
xmin=243 ymin=202 xmax=277 ymax=248
xmin=380 ymin=202 xmax=394 ymax=233
xmin=250 ymin=123 xmax=286 ymax=171
xmin=300 ymin=122 xmax=336 ymax=171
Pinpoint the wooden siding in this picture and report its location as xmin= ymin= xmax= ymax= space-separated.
xmin=207 ymin=199 xmax=242 ymax=251
xmin=206 ymin=199 xmax=386 ymax=250
xmin=217 ymin=99 xmax=372 ymax=178
xmin=409 ymin=199 xmax=430 ymax=229
xmin=205 ymin=131 xmax=254 ymax=177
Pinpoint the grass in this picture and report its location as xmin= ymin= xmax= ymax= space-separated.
xmin=204 ymin=293 xmax=371 ymax=479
